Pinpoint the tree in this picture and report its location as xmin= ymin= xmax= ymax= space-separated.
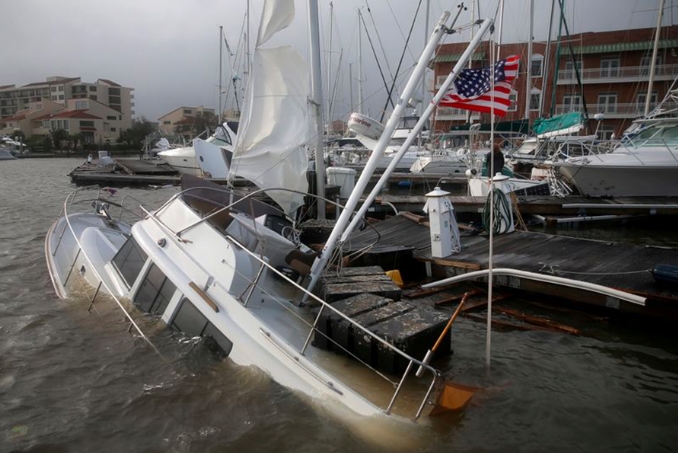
xmin=49 ymin=128 xmax=69 ymax=151
xmin=191 ymin=111 xmax=218 ymax=137
xmin=118 ymin=117 xmax=157 ymax=149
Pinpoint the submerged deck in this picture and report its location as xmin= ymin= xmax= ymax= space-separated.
xmin=345 ymin=214 xmax=678 ymax=320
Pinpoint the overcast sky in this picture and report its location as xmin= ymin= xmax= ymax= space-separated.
xmin=1 ymin=0 xmax=673 ymax=123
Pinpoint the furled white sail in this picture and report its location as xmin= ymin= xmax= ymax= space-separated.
xmin=230 ymin=47 xmax=311 ymax=214
xmin=257 ymin=0 xmax=295 ymax=46
xmin=230 ymin=0 xmax=311 ymax=216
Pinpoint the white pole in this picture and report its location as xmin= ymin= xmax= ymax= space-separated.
xmin=308 ymin=0 xmax=326 ymax=219
xmin=645 ymin=0 xmax=666 ymax=116
xmin=304 ymin=11 xmax=454 ymax=298
xmin=219 ymin=25 xmax=223 ymax=125
xmin=327 ymin=2 xmax=334 ymax=131
xmin=524 ymin=0 xmax=534 ymax=119
xmin=358 ymin=9 xmax=364 ymax=115
xmin=342 ymin=18 xmax=494 ymax=241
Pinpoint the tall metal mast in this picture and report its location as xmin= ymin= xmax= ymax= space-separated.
xmin=308 ymin=0 xmax=326 ymax=218
xmin=645 ymin=0 xmax=666 ymax=116
xmin=219 ymin=25 xmax=223 ymax=124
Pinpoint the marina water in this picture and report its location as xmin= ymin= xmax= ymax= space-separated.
xmin=2 ymin=158 xmax=678 ymax=452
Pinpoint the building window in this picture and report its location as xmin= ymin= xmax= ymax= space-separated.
xmin=80 ymin=120 xmax=94 ymax=127
xmin=530 ymin=91 xmax=541 ymax=111
xmin=107 ymin=115 xmax=117 ymax=120
xmin=597 ymin=125 xmax=615 ymax=141
xmin=110 ymin=127 xmax=116 ymax=132
xmin=51 ymin=86 xmax=57 ymax=92
xmin=58 ymin=86 xmax=64 ymax=91
xmin=530 ymin=54 xmax=544 ymax=77
xmin=75 ymin=100 xmax=88 ymax=110
xmin=637 ymin=91 xmax=658 ymax=113
xmin=508 ymin=92 xmax=518 ymax=112
xmin=183 ymin=109 xmax=193 ymax=115
xmin=89 ymin=95 xmax=97 ymax=101
xmin=58 ymin=95 xmax=64 ymax=100
xmin=163 ymin=120 xmax=171 ymax=125
xmin=63 ymin=121 xmax=69 ymax=132
xmin=600 ymin=58 xmax=620 ymax=77
xmin=108 ymin=87 xmax=121 ymax=96
xmin=641 ymin=54 xmax=662 ymax=72
xmin=89 ymin=86 xmax=97 ymax=92
xmin=563 ymin=59 xmax=582 ymax=79
xmin=562 ymin=95 xmax=582 ymax=111
xmin=598 ymin=92 xmax=617 ymax=113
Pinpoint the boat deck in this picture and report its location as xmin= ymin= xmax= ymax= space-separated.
xmin=345 ymin=214 xmax=678 ymax=320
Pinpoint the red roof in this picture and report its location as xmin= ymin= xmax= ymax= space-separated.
xmin=0 ymin=84 xmax=15 ymax=91
xmin=51 ymin=110 xmax=102 ymax=119
xmin=79 ymin=126 xmax=97 ymax=132
xmin=2 ymin=110 xmax=29 ymax=121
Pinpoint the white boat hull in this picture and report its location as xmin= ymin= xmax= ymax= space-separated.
xmin=555 ymin=150 xmax=678 ymax=197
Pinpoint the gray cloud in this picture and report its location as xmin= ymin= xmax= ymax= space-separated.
xmin=1 ymin=0 xmax=667 ymax=123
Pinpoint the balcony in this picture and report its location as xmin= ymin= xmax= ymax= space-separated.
xmin=554 ymin=102 xmax=658 ymax=118
xmin=435 ymin=107 xmax=481 ymax=121
xmin=557 ymin=64 xmax=678 ymax=85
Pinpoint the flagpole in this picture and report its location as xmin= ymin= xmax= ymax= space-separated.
xmin=486 ymin=36 xmax=496 ymax=369
xmin=342 ymin=18 xmax=493 ymax=242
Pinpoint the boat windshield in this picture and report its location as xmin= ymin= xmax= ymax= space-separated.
xmin=624 ymin=123 xmax=678 ymax=149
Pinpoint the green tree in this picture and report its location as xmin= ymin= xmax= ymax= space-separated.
xmin=119 ymin=117 xmax=157 ymax=149
xmin=49 ymin=128 xmax=69 ymax=151
xmin=191 ymin=111 xmax=218 ymax=137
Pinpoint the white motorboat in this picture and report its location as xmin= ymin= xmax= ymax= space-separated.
xmin=45 ymin=6 xmax=489 ymax=442
xmin=158 ymin=121 xmax=238 ymax=176
xmin=409 ymin=148 xmax=470 ymax=175
xmin=348 ymin=113 xmax=431 ymax=172
xmin=553 ymin=117 xmax=678 ymax=197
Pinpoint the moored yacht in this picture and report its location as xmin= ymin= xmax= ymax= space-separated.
xmin=158 ymin=121 xmax=238 ymax=176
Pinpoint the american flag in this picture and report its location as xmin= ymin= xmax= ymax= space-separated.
xmin=439 ymin=55 xmax=520 ymax=117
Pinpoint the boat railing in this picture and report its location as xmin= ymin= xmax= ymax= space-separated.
xmin=144 ymin=186 xmax=443 ymax=420
xmin=222 ymin=234 xmax=441 ymax=420
xmin=53 ymin=186 xmax=164 ymax=357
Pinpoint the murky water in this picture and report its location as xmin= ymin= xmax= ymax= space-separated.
xmin=1 ymin=158 xmax=677 ymax=452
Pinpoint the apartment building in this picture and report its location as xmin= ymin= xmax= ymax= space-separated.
xmin=157 ymin=106 xmax=215 ymax=138
xmin=431 ymin=25 xmax=678 ymax=139
xmin=0 ymin=76 xmax=134 ymax=143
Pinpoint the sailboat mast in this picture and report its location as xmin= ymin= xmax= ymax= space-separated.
xmin=219 ymin=25 xmax=223 ymax=125
xmin=327 ymin=2 xmax=334 ymax=132
xmin=358 ymin=9 xmax=364 ymax=115
xmin=308 ymin=0 xmax=326 ymax=219
xmin=645 ymin=0 xmax=666 ymax=116
xmin=524 ymin=0 xmax=534 ymax=119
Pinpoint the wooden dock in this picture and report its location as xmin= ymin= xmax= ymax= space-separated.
xmin=373 ymin=194 xmax=678 ymax=219
xmin=344 ymin=213 xmax=678 ymax=321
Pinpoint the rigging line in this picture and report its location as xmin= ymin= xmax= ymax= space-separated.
xmin=380 ymin=0 xmax=424 ymax=123
xmin=364 ymin=0 xmax=397 ymax=90
xmin=557 ymin=0 xmax=589 ymax=123
xmin=359 ymin=12 xmax=396 ymax=116
xmin=384 ymin=0 xmax=419 ymax=63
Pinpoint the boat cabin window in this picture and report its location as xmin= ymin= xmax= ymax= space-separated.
xmin=634 ymin=124 xmax=678 ymax=147
xmin=170 ymin=298 xmax=233 ymax=357
xmin=112 ymin=236 xmax=148 ymax=289
xmin=134 ymin=263 xmax=176 ymax=315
